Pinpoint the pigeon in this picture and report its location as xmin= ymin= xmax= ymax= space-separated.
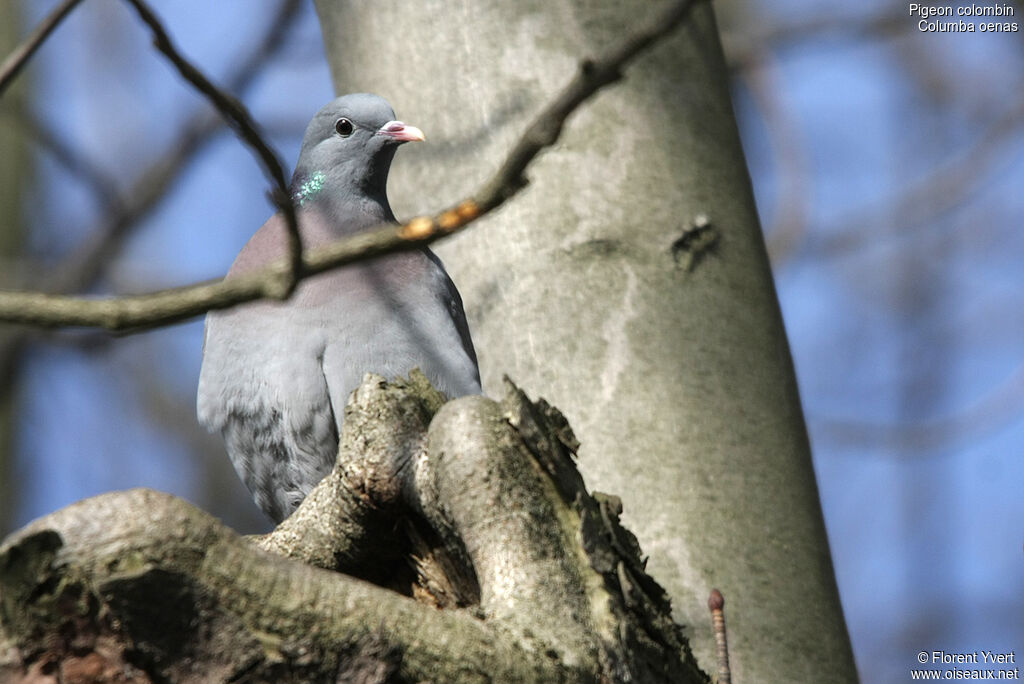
xmin=197 ymin=94 xmax=481 ymax=523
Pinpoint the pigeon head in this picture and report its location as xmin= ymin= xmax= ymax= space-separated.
xmin=291 ymin=93 xmax=424 ymax=210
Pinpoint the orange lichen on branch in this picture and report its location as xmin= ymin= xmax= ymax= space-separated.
xmin=438 ymin=200 xmax=482 ymax=232
xmin=437 ymin=210 xmax=461 ymax=232
xmin=400 ymin=216 xmax=435 ymax=240
xmin=455 ymin=199 xmax=481 ymax=222
xmin=401 ymin=200 xmax=481 ymax=240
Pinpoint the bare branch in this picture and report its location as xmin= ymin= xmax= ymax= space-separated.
xmin=708 ymin=589 xmax=731 ymax=684
xmin=0 ymin=217 xmax=470 ymax=330
xmin=0 ymin=0 xmax=86 ymax=96
xmin=0 ymin=376 xmax=708 ymax=681
xmin=56 ymin=0 xmax=303 ymax=296
xmin=121 ymin=0 xmax=302 ymax=294
xmin=0 ymin=0 xmax=303 ymax=389
xmin=0 ymin=0 xmax=703 ymax=332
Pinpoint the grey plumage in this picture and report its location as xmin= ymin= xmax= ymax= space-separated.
xmin=197 ymin=94 xmax=481 ymax=523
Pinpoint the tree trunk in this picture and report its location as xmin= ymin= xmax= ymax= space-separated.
xmin=315 ymin=0 xmax=856 ymax=679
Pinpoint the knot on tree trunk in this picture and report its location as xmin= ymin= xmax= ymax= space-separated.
xmin=1 ymin=373 xmax=708 ymax=683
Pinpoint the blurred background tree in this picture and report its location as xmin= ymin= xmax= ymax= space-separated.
xmin=0 ymin=1 xmax=1021 ymax=682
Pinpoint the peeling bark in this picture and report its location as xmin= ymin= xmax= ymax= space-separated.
xmin=1 ymin=374 xmax=708 ymax=683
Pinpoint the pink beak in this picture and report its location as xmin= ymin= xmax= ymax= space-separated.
xmin=377 ymin=120 xmax=426 ymax=143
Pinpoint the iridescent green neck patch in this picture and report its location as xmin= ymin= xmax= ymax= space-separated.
xmin=292 ymin=171 xmax=326 ymax=206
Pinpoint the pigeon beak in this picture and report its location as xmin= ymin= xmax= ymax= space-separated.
xmin=377 ymin=120 xmax=426 ymax=143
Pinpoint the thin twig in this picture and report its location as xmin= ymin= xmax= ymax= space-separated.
xmin=0 ymin=0 xmax=303 ymax=387
xmin=0 ymin=0 xmax=703 ymax=332
xmin=7 ymin=0 xmax=303 ymax=245
xmin=62 ymin=0 xmax=303 ymax=295
xmin=121 ymin=0 xmax=302 ymax=294
xmin=0 ymin=0 xmax=86 ymax=96
xmin=708 ymin=589 xmax=731 ymax=684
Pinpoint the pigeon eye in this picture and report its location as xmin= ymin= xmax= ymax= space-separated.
xmin=335 ymin=118 xmax=354 ymax=137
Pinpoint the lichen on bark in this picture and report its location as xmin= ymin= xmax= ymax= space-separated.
xmin=1 ymin=374 xmax=708 ymax=682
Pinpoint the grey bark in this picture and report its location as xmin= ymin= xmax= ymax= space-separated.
xmin=1 ymin=374 xmax=707 ymax=682
xmin=314 ymin=0 xmax=856 ymax=680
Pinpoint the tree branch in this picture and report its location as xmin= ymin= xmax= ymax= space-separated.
xmin=0 ymin=376 xmax=709 ymax=682
xmin=0 ymin=0 xmax=303 ymax=391
xmin=120 ymin=0 xmax=302 ymax=295
xmin=53 ymin=0 xmax=302 ymax=297
xmin=0 ymin=0 xmax=704 ymax=333
xmin=0 ymin=490 xmax=548 ymax=682
xmin=0 ymin=0 xmax=86 ymax=96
